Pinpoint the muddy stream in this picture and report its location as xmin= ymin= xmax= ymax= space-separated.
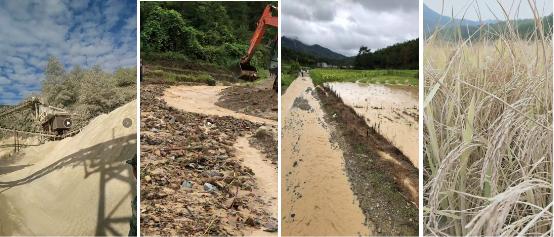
xmin=282 ymin=76 xmax=372 ymax=236
xmin=164 ymin=85 xmax=277 ymax=236
xmin=164 ymin=86 xmax=277 ymax=126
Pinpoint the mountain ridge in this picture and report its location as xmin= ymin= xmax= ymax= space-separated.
xmin=282 ymin=36 xmax=347 ymax=61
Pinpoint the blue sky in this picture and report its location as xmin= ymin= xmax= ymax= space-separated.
xmin=425 ymin=0 xmax=552 ymax=21
xmin=0 ymin=0 xmax=137 ymax=105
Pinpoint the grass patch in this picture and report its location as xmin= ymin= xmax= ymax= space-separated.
xmin=310 ymin=68 xmax=418 ymax=86
xmin=281 ymin=73 xmax=295 ymax=88
xmin=280 ymin=63 xmax=300 ymax=92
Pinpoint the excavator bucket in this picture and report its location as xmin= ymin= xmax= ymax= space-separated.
xmin=239 ymin=62 xmax=258 ymax=81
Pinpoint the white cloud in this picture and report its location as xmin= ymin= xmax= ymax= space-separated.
xmin=0 ymin=0 xmax=136 ymax=105
xmin=283 ymin=0 xmax=418 ymax=56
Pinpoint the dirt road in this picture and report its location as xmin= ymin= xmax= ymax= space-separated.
xmin=281 ymin=76 xmax=372 ymax=236
xmin=0 ymin=101 xmax=137 ymax=236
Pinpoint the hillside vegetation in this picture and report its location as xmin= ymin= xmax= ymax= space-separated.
xmin=0 ymin=57 xmax=136 ymax=137
xmin=424 ymin=4 xmax=553 ymax=41
xmin=140 ymin=1 xmax=276 ymax=71
xmin=354 ymin=39 xmax=418 ymax=70
xmin=282 ymin=37 xmax=418 ymax=71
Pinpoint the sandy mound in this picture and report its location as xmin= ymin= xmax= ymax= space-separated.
xmin=0 ymin=100 xmax=137 ymax=236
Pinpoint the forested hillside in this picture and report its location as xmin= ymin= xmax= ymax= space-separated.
xmin=282 ymin=36 xmax=418 ymax=70
xmin=282 ymin=37 xmax=351 ymax=66
xmin=140 ymin=1 xmax=277 ymax=70
xmin=424 ymin=4 xmax=553 ymax=40
xmin=354 ymin=39 xmax=418 ymax=70
xmin=429 ymin=16 xmax=553 ymax=40
xmin=282 ymin=37 xmax=346 ymax=60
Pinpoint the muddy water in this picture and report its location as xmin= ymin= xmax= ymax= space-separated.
xmin=164 ymin=86 xmax=277 ymax=126
xmin=282 ymin=76 xmax=371 ymax=236
xmin=234 ymin=136 xmax=277 ymax=236
xmin=326 ymin=83 xmax=419 ymax=167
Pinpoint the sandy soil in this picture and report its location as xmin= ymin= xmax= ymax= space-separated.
xmin=0 ymin=101 xmax=137 ymax=236
xmin=326 ymin=82 xmax=419 ymax=167
xmin=164 ymin=86 xmax=276 ymax=126
xmin=281 ymin=76 xmax=371 ymax=236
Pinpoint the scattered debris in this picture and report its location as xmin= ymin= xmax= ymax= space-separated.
xmin=140 ymin=83 xmax=275 ymax=236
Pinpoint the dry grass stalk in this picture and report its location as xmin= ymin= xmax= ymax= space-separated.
xmin=423 ymin=1 xmax=553 ymax=236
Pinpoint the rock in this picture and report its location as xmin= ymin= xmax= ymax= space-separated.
xmin=203 ymin=183 xmax=218 ymax=192
xmin=202 ymin=170 xmax=223 ymax=177
xmin=254 ymin=126 xmax=272 ymax=139
xmin=263 ymin=221 xmax=278 ymax=232
xmin=245 ymin=217 xmax=256 ymax=226
xmin=181 ymin=180 xmax=193 ymax=189
xmin=151 ymin=167 xmax=164 ymax=175
xmin=145 ymin=175 xmax=152 ymax=182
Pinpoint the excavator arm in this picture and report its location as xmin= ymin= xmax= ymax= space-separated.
xmin=239 ymin=4 xmax=278 ymax=80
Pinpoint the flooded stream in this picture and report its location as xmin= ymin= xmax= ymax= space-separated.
xmin=326 ymin=82 xmax=419 ymax=167
xmin=164 ymin=86 xmax=277 ymax=126
xmin=281 ymin=77 xmax=371 ymax=236
xmin=234 ymin=136 xmax=278 ymax=236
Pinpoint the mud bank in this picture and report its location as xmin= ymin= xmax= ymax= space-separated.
xmin=317 ymin=86 xmax=418 ymax=235
xmin=216 ymin=86 xmax=278 ymax=121
xmin=281 ymin=76 xmax=371 ymax=236
xmin=326 ymin=82 xmax=418 ymax=167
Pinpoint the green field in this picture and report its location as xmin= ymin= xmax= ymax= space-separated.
xmin=310 ymin=68 xmax=418 ymax=86
xmin=281 ymin=73 xmax=295 ymax=88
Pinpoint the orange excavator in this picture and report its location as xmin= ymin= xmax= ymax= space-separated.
xmin=239 ymin=4 xmax=278 ymax=92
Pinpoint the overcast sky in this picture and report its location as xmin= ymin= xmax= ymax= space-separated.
xmin=0 ymin=0 xmax=136 ymax=105
xmin=425 ymin=0 xmax=553 ymax=21
xmin=282 ymin=0 xmax=419 ymax=57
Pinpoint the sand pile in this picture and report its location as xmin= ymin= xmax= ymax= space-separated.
xmin=0 ymin=100 xmax=137 ymax=236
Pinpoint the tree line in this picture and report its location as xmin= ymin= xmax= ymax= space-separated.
xmin=354 ymin=38 xmax=418 ymax=70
